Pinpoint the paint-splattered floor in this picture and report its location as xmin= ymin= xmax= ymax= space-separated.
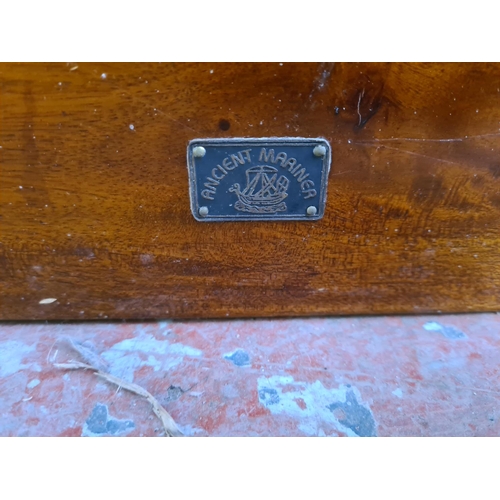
xmin=1 ymin=314 xmax=499 ymax=437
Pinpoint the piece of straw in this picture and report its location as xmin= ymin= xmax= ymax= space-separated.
xmin=53 ymin=360 xmax=183 ymax=437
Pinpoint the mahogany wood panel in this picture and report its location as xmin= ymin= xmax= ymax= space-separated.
xmin=1 ymin=62 xmax=500 ymax=320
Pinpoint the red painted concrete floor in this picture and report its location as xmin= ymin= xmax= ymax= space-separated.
xmin=1 ymin=314 xmax=499 ymax=437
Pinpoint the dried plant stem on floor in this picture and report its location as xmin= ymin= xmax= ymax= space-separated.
xmin=54 ymin=360 xmax=183 ymax=437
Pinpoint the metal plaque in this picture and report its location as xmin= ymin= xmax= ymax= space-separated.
xmin=187 ymin=137 xmax=331 ymax=221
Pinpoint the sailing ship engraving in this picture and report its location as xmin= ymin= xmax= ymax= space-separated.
xmin=229 ymin=165 xmax=289 ymax=214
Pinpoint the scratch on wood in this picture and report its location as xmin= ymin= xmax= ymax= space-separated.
xmin=356 ymin=132 xmax=500 ymax=144
xmin=357 ymin=89 xmax=365 ymax=126
xmin=148 ymin=106 xmax=197 ymax=133
xmin=368 ymin=144 xmax=464 ymax=167
xmin=121 ymin=90 xmax=197 ymax=133
xmin=330 ymin=170 xmax=352 ymax=176
xmin=308 ymin=62 xmax=335 ymax=107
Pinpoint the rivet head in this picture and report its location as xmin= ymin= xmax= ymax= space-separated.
xmin=306 ymin=206 xmax=317 ymax=216
xmin=313 ymin=145 xmax=326 ymax=157
xmin=193 ymin=146 xmax=206 ymax=158
xmin=198 ymin=206 xmax=209 ymax=217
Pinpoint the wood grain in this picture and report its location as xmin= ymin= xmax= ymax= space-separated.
xmin=1 ymin=62 xmax=499 ymax=320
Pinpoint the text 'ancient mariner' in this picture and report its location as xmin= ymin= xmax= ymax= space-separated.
xmin=201 ymin=148 xmax=318 ymax=202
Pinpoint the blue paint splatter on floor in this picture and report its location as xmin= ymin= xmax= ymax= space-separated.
xmin=83 ymin=403 xmax=135 ymax=436
xmin=327 ymin=388 xmax=377 ymax=437
xmin=423 ymin=322 xmax=466 ymax=339
xmin=258 ymin=387 xmax=280 ymax=406
xmin=440 ymin=326 xmax=466 ymax=339
xmin=224 ymin=349 xmax=250 ymax=367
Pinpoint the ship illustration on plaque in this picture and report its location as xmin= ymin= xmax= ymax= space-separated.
xmin=229 ymin=165 xmax=289 ymax=214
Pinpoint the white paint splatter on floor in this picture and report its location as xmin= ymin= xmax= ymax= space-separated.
xmin=101 ymin=334 xmax=202 ymax=382
xmin=27 ymin=379 xmax=40 ymax=389
xmin=423 ymin=322 xmax=443 ymax=332
xmin=257 ymin=376 xmax=377 ymax=437
xmin=392 ymin=388 xmax=403 ymax=398
xmin=423 ymin=322 xmax=466 ymax=339
xmin=0 ymin=341 xmax=39 ymax=377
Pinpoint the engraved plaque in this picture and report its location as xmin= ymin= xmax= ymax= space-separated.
xmin=187 ymin=138 xmax=331 ymax=221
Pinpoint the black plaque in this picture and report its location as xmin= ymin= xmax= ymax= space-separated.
xmin=187 ymin=138 xmax=331 ymax=222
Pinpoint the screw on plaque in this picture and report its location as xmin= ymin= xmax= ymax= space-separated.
xmin=313 ymin=145 xmax=326 ymax=157
xmin=193 ymin=146 xmax=206 ymax=158
xmin=306 ymin=206 xmax=317 ymax=216
xmin=198 ymin=206 xmax=209 ymax=217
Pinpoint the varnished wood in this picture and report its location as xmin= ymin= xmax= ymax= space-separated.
xmin=1 ymin=62 xmax=500 ymax=320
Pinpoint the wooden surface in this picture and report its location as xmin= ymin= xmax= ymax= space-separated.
xmin=1 ymin=62 xmax=500 ymax=320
